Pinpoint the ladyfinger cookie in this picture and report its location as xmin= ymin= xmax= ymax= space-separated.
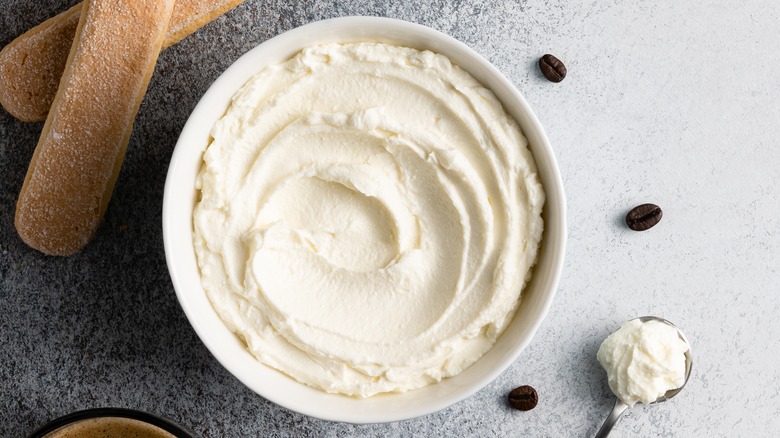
xmin=15 ymin=0 xmax=175 ymax=255
xmin=0 ymin=0 xmax=244 ymax=122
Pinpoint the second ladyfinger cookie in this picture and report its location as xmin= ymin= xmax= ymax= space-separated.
xmin=0 ymin=0 xmax=245 ymax=122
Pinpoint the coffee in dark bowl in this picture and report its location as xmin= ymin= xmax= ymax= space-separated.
xmin=28 ymin=408 xmax=190 ymax=438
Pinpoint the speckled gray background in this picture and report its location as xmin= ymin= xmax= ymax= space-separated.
xmin=1 ymin=0 xmax=779 ymax=436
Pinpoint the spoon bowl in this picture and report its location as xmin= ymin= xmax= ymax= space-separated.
xmin=594 ymin=316 xmax=693 ymax=438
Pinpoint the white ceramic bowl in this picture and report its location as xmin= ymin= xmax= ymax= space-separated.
xmin=163 ymin=16 xmax=566 ymax=424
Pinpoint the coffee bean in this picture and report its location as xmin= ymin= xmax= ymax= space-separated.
xmin=539 ymin=54 xmax=566 ymax=82
xmin=508 ymin=385 xmax=538 ymax=411
xmin=626 ymin=203 xmax=663 ymax=231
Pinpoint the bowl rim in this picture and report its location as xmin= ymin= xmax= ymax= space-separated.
xmin=163 ymin=15 xmax=567 ymax=424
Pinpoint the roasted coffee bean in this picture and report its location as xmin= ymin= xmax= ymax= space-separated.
xmin=626 ymin=203 xmax=663 ymax=231
xmin=508 ymin=385 xmax=538 ymax=411
xmin=539 ymin=54 xmax=566 ymax=82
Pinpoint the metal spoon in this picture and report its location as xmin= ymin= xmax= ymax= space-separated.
xmin=594 ymin=316 xmax=693 ymax=438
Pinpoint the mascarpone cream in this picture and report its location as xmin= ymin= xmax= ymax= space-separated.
xmin=192 ymin=42 xmax=545 ymax=397
xmin=597 ymin=319 xmax=690 ymax=406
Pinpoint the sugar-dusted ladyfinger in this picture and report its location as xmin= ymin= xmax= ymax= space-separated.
xmin=15 ymin=0 xmax=176 ymax=255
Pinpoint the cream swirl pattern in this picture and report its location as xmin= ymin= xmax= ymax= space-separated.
xmin=193 ymin=43 xmax=545 ymax=397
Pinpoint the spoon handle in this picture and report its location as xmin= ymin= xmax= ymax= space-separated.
xmin=594 ymin=399 xmax=629 ymax=438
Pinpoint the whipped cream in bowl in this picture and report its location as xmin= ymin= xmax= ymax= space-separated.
xmin=164 ymin=17 xmax=566 ymax=423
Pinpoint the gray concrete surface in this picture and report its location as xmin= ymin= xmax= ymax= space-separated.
xmin=1 ymin=0 xmax=779 ymax=436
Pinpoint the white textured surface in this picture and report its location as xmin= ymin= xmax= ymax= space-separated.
xmin=1 ymin=0 xmax=779 ymax=436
